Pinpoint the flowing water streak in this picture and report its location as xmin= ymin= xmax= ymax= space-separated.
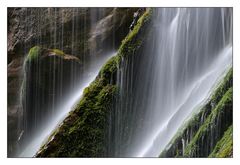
xmin=19 ymin=52 xmax=116 ymax=157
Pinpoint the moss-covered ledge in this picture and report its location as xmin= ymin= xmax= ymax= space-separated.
xmin=26 ymin=46 xmax=80 ymax=63
xmin=117 ymin=8 xmax=152 ymax=59
xmin=36 ymin=8 xmax=152 ymax=157
xmin=160 ymin=68 xmax=233 ymax=158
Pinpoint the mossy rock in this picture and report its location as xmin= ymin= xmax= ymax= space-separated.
xmin=27 ymin=46 xmax=42 ymax=62
xmin=26 ymin=46 xmax=81 ymax=64
xmin=36 ymin=9 xmax=152 ymax=157
xmin=118 ymin=8 xmax=152 ymax=59
xmin=36 ymin=73 xmax=118 ymax=157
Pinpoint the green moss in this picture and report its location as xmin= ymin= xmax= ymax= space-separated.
xmin=99 ymin=56 xmax=120 ymax=80
xmin=27 ymin=46 xmax=42 ymax=61
xmin=51 ymin=49 xmax=65 ymax=56
xmin=27 ymin=46 xmax=67 ymax=63
xmin=209 ymin=125 xmax=233 ymax=158
xmin=98 ymin=9 xmax=152 ymax=81
xmin=210 ymin=68 xmax=233 ymax=106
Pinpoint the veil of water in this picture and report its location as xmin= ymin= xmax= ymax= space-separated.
xmin=110 ymin=8 xmax=232 ymax=157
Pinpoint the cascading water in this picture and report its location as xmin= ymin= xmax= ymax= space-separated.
xmin=19 ymin=52 xmax=115 ymax=157
xmin=110 ymin=8 xmax=232 ymax=157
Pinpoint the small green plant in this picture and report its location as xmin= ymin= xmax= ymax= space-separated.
xmin=27 ymin=46 xmax=41 ymax=61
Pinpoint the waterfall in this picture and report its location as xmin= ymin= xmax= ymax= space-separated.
xmin=110 ymin=8 xmax=232 ymax=157
xmin=19 ymin=52 xmax=115 ymax=157
xmin=9 ymin=7 xmax=232 ymax=158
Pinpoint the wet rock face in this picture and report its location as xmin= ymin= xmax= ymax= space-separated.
xmin=8 ymin=8 xmax=90 ymax=62
xmin=88 ymin=8 xmax=139 ymax=55
xmin=7 ymin=56 xmax=24 ymax=155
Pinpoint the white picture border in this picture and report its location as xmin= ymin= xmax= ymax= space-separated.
xmin=0 ymin=0 xmax=238 ymax=164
